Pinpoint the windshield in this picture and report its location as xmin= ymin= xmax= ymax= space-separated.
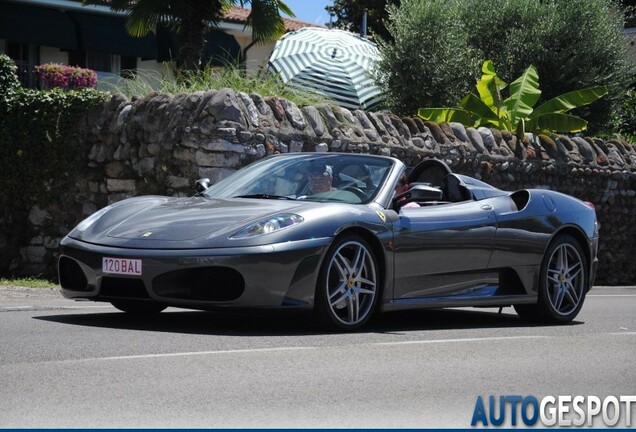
xmin=203 ymin=154 xmax=395 ymax=204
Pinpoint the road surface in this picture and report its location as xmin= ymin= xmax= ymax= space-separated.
xmin=0 ymin=285 xmax=634 ymax=428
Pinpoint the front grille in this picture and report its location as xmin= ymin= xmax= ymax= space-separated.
xmin=153 ymin=267 xmax=245 ymax=302
xmin=100 ymin=277 xmax=150 ymax=300
xmin=59 ymin=257 xmax=89 ymax=291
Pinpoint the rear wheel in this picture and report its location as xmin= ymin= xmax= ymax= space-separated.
xmin=111 ymin=300 xmax=167 ymax=315
xmin=314 ymin=235 xmax=380 ymax=331
xmin=514 ymin=235 xmax=588 ymax=323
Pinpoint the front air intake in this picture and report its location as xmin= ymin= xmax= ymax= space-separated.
xmin=153 ymin=267 xmax=245 ymax=302
xmin=100 ymin=277 xmax=150 ymax=299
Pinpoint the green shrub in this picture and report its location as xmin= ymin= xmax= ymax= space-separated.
xmin=610 ymin=89 xmax=636 ymax=142
xmin=375 ymin=0 xmax=480 ymax=115
xmin=0 ymin=54 xmax=107 ymax=257
xmin=0 ymin=54 xmax=20 ymax=95
xmin=378 ymin=0 xmax=635 ymax=131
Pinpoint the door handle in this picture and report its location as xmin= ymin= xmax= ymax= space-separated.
xmin=481 ymin=204 xmax=493 ymax=211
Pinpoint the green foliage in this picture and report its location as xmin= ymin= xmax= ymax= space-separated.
xmin=0 ymin=55 xmax=20 ymax=95
xmin=378 ymin=0 xmax=635 ymax=131
xmin=106 ymin=63 xmax=333 ymax=106
xmin=419 ymin=60 xmax=607 ymax=137
xmin=609 ymin=89 xmax=636 ymax=141
xmin=326 ymin=0 xmax=399 ymax=40
xmin=0 ymin=55 xmax=107 ymax=239
xmin=375 ymin=0 xmax=481 ymax=115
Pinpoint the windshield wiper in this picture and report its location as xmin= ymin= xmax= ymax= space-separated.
xmin=234 ymin=194 xmax=296 ymax=201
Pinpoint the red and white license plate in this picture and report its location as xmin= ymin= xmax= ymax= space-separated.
xmin=102 ymin=257 xmax=142 ymax=276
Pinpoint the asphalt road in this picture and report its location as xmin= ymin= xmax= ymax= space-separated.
xmin=0 ymin=285 xmax=634 ymax=428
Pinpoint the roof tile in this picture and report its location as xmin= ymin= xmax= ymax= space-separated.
xmin=224 ymin=6 xmax=320 ymax=32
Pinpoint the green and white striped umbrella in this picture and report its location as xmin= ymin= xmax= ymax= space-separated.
xmin=268 ymin=27 xmax=384 ymax=111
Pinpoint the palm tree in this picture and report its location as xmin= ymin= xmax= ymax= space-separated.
xmin=82 ymin=0 xmax=295 ymax=70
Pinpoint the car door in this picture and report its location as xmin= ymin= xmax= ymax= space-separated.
xmin=391 ymin=200 xmax=497 ymax=299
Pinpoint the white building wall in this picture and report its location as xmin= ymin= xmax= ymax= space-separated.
xmin=40 ymin=46 xmax=68 ymax=65
xmin=245 ymin=41 xmax=276 ymax=76
xmin=138 ymin=58 xmax=168 ymax=74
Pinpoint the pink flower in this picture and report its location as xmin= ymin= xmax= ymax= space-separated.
xmin=35 ymin=63 xmax=98 ymax=90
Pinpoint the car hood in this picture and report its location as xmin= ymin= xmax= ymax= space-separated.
xmin=69 ymin=196 xmax=306 ymax=247
xmin=107 ymin=197 xmax=305 ymax=241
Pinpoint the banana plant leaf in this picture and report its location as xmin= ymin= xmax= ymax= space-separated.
xmin=503 ymin=65 xmax=541 ymax=125
xmin=459 ymin=93 xmax=499 ymax=123
xmin=526 ymin=113 xmax=588 ymax=134
xmin=417 ymin=108 xmax=475 ymax=126
xmin=477 ymin=61 xmax=506 ymax=112
xmin=531 ymin=86 xmax=608 ymax=117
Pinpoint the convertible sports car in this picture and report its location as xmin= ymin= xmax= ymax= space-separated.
xmin=59 ymin=153 xmax=598 ymax=330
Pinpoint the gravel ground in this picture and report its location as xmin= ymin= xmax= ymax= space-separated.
xmin=0 ymin=285 xmax=61 ymax=302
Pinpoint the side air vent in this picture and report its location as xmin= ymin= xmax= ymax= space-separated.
xmin=59 ymin=257 xmax=89 ymax=291
xmin=510 ymin=190 xmax=530 ymax=212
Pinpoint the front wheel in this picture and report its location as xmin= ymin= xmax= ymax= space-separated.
xmin=314 ymin=235 xmax=380 ymax=331
xmin=111 ymin=300 xmax=167 ymax=315
xmin=515 ymin=235 xmax=588 ymax=323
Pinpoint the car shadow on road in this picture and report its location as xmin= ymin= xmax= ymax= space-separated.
xmin=34 ymin=307 xmax=583 ymax=336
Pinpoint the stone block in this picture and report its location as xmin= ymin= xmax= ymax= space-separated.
xmin=290 ymin=140 xmax=304 ymax=153
xmin=315 ymin=143 xmax=329 ymax=152
xmin=24 ymin=246 xmax=46 ymax=263
xmin=29 ymin=206 xmax=50 ymax=226
xmin=238 ymin=91 xmax=259 ymax=127
xmin=116 ymin=104 xmax=132 ymax=128
xmin=173 ymin=148 xmax=192 ymax=162
xmin=302 ymin=106 xmax=325 ymax=136
xmin=105 ymin=161 xmax=125 ymax=178
xmin=197 ymin=167 xmax=236 ymax=184
xmin=137 ymin=157 xmax=156 ymax=175
xmin=147 ymin=143 xmax=161 ymax=155
xmin=206 ymin=88 xmax=247 ymax=127
xmin=106 ymin=179 xmax=136 ymax=192
xmin=167 ymin=176 xmax=190 ymax=189
xmin=43 ymin=236 xmax=60 ymax=249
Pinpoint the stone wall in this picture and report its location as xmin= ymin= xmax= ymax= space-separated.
xmin=9 ymin=89 xmax=636 ymax=284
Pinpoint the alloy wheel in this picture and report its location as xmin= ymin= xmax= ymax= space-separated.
xmin=545 ymin=242 xmax=585 ymax=316
xmin=325 ymin=240 xmax=377 ymax=327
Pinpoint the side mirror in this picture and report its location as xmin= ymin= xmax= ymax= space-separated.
xmin=393 ymin=184 xmax=443 ymax=208
xmin=195 ymin=178 xmax=211 ymax=194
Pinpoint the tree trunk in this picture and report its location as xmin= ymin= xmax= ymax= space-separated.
xmin=177 ymin=0 xmax=211 ymax=71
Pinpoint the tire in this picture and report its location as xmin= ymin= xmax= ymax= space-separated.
xmin=314 ymin=235 xmax=380 ymax=331
xmin=514 ymin=235 xmax=588 ymax=323
xmin=111 ymin=300 xmax=167 ymax=315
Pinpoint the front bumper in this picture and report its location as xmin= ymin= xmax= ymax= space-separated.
xmin=58 ymin=236 xmax=332 ymax=310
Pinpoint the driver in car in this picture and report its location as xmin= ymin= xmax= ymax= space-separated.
xmin=308 ymin=164 xmax=335 ymax=194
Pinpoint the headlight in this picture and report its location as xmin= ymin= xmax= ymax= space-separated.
xmin=74 ymin=205 xmax=112 ymax=232
xmin=230 ymin=213 xmax=304 ymax=239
